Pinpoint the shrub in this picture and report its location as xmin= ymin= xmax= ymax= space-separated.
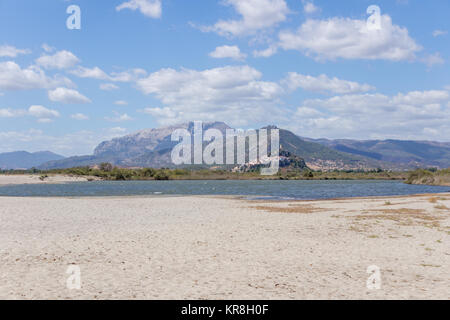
xmin=154 ymin=171 xmax=170 ymax=180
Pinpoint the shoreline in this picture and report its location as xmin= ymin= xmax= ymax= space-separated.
xmin=0 ymin=193 xmax=449 ymax=299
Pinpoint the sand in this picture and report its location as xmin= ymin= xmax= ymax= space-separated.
xmin=0 ymin=174 xmax=100 ymax=186
xmin=0 ymin=194 xmax=449 ymax=300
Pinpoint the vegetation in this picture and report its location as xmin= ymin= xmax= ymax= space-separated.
xmin=0 ymin=163 xmax=411 ymax=181
xmin=406 ymin=168 xmax=450 ymax=186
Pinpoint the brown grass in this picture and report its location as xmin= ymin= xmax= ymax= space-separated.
xmin=351 ymin=208 xmax=445 ymax=229
xmin=253 ymin=204 xmax=327 ymax=214
xmin=428 ymin=197 xmax=438 ymax=203
xmin=434 ymin=204 xmax=450 ymax=210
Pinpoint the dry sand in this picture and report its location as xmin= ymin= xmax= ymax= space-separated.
xmin=0 ymin=174 xmax=100 ymax=186
xmin=0 ymin=194 xmax=449 ymax=300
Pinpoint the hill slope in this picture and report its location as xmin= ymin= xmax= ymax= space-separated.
xmin=40 ymin=122 xmax=375 ymax=170
xmin=306 ymin=138 xmax=450 ymax=169
xmin=0 ymin=151 xmax=65 ymax=170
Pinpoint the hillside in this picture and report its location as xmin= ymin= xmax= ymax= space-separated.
xmin=306 ymin=138 xmax=450 ymax=169
xmin=37 ymin=122 xmax=450 ymax=171
xmin=0 ymin=151 xmax=65 ymax=170
xmin=39 ymin=122 xmax=369 ymax=170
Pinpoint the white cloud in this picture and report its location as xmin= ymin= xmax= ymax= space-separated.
xmin=105 ymin=111 xmax=133 ymax=122
xmin=114 ymin=100 xmax=128 ymax=106
xmin=421 ymin=52 xmax=445 ymax=67
xmin=110 ymin=68 xmax=147 ymax=82
xmin=303 ymin=1 xmax=320 ymax=14
xmin=116 ymin=0 xmax=162 ymax=19
xmin=136 ymin=65 xmax=285 ymax=126
xmin=209 ymin=45 xmax=247 ymax=60
xmin=48 ymin=87 xmax=91 ymax=104
xmin=1 ymin=106 xmax=59 ymax=122
xmin=0 ymin=128 xmax=129 ymax=156
xmin=36 ymin=50 xmax=80 ymax=69
xmin=71 ymin=66 xmax=146 ymax=82
xmin=283 ymin=73 xmax=375 ymax=94
xmin=253 ymin=45 xmax=278 ymax=57
xmin=71 ymin=113 xmax=89 ymax=120
xmin=432 ymin=30 xmax=447 ymax=37
xmin=100 ymin=83 xmax=119 ymax=91
xmin=71 ymin=66 xmax=109 ymax=80
xmin=290 ymin=90 xmax=450 ymax=140
xmin=203 ymin=0 xmax=290 ymax=37
xmin=0 ymin=61 xmax=73 ymax=91
xmin=277 ymin=15 xmax=421 ymax=61
xmin=28 ymin=105 xmax=60 ymax=119
xmin=41 ymin=43 xmax=54 ymax=53
xmin=0 ymin=108 xmax=24 ymax=118
xmin=0 ymin=45 xmax=31 ymax=58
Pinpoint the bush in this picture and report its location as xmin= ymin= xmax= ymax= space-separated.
xmin=154 ymin=171 xmax=170 ymax=180
xmin=99 ymin=162 xmax=113 ymax=172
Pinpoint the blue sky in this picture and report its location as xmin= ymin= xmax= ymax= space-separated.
xmin=1 ymin=0 xmax=449 ymax=155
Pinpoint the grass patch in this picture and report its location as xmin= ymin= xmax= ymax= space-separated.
xmin=253 ymin=205 xmax=326 ymax=214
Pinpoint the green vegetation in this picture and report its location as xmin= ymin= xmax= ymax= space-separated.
xmin=406 ymin=168 xmax=450 ymax=186
xmin=0 ymin=163 xmax=410 ymax=181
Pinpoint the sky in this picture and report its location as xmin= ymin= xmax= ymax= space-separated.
xmin=0 ymin=0 xmax=449 ymax=156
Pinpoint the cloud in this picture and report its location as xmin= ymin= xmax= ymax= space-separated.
xmin=36 ymin=50 xmax=80 ymax=69
xmin=253 ymin=45 xmax=278 ymax=57
xmin=202 ymin=0 xmax=290 ymax=37
xmin=136 ymin=65 xmax=285 ymax=126
xmin=48 ymin=87 xmax=91 ymax=104
xmin=432 ymin=30 xmax=447 ymax=37
xmin=209 ymin=45 xmax=247 ymax=60
xmin=421 ymin=52 xmax=445 ymax=67
xmin=0 ymin=108 xmax=24 ymax=118
xmin=290 ymin=89 xmax=450 ymax=140
xmin=114 ymin=100 xmax=128 ymax=106
xmin=0 ymin=128 xmax=129 ymax=156
xmin=71 ymin=113 xmax=89 ymax=120
xmin=70 ymin=66 xmax=109 ymax=80
xmin=0 ymin=105 xmax=59 ymax=122
xmin=105 ymin=111 xmax=133 ymax=122
xmin=71 ymin=66 xmax=146 ymax=82
xmin=100 ymin=83 xmax=119 ymax=91
xmin=302 ymin=1 xmax=320 ymax=14
xmin=0 ymin=61 xmax=73 ymax=91
xmin=41 ymin=43 xmax=54 ymax=53
xmin=0 ymin=45 xmax=31 ymax=58
xmin=28 ymin=105 xmax=60 ymax=119
xmin=275 ymin=15 xmax=421 ymax=61
xmin=116 ymin=0 xmax=162 ymax=19
xmin=283 ymin=73 xmax=375 ymax=94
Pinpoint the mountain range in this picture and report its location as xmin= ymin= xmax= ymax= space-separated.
xmin=0 ymin=151 xmax=65 ymax=170
xmin=2 ymin=122 xmax=449 ymax=170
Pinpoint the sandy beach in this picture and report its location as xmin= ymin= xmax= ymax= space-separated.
xmin=0 ymin=194 xmax=449 ymax=300
xmin=0 ymin=174 xmax=100 ymax=186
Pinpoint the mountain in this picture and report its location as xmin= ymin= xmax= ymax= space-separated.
xmin=39 ymin=122 xmax=231 ymax=169
xmin=38 ymin=122 xmax=450 ymax=170
xmin=277 ymin=129 xmax=382 ymax=170
xmin=304 ymin=138 xmax=450 ymax=169
xmin=0 ymin=151 xmax=65 ymax=170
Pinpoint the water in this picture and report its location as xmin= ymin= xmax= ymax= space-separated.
xmin=0 ymin=180 xmax=448 ymax=200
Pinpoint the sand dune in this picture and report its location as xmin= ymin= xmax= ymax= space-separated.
xmin=0 ymin=194 xmax=449 ymax=300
